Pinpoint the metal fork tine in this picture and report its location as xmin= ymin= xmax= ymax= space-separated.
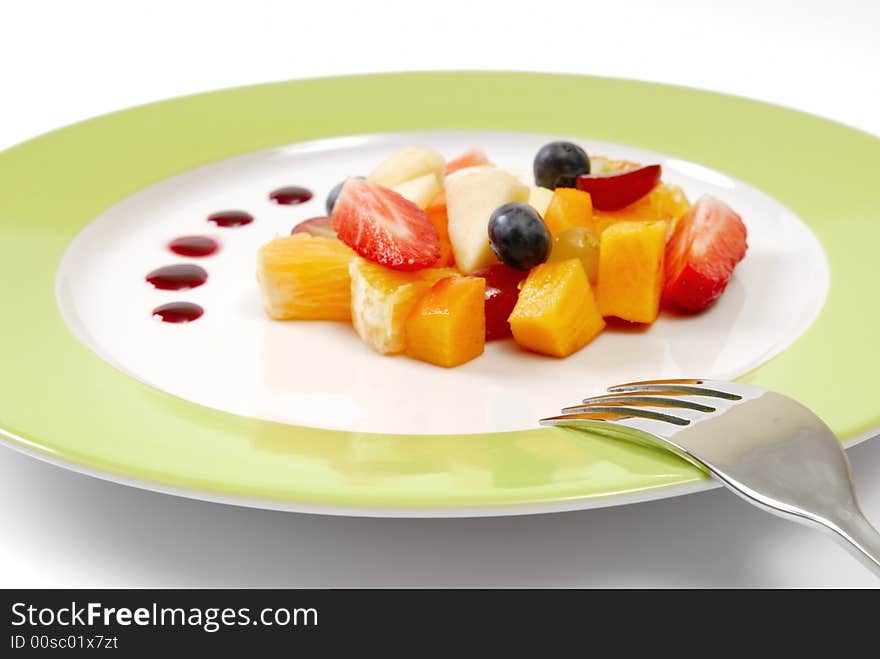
xmin=610 ymin=378 xmax=707 ymax=386
xmin=570 ymin=394 xmax=716 ymax=413
xmin=540 ymin=412 xmax=621 ymax=425
xmin=541 ymin=380 xmax=880 ymax=575
xmin=607 ymin=382 xmax=742 ymax=400
xmin=542 ymin=406 xmax=692 ymax=427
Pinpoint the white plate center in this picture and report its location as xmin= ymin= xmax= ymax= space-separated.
xmin=56 ymin=131 xmax=829 ymax=435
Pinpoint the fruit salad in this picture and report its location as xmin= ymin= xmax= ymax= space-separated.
xmin=257 ymin=141 xmax=748 ymax=368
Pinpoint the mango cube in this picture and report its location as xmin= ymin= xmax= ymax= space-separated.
xmin=405 ymin=276 xmax=486 ymax=367
xmin=542 ymin=188 xmax=595 ymax=235
xmin=349 ymin=258 xmax=456 ymax=354
xmin=596 ymin=220 xmax=666 ymax=323
xmin=508 ymin=259 xmax=605 ymax=357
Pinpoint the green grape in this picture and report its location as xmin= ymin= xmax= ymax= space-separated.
xmin=550 ymin=226 xmax=599 ymax=283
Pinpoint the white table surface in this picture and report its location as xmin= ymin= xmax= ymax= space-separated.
xmin=2 ymin=0 xmax=878 ymax=587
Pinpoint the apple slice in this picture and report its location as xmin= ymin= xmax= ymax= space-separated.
xmin=527 ymin=186 xmax=554 ymax=217
xmin=368 ymin=146 xmax=445 ymax=187
xmin=445 ymin=166 xmax=530 ymax=274
xmin=390 ymin=172 xmax=443 ymax=210
xmin=576 ymin=164 xmax=662 ymax=211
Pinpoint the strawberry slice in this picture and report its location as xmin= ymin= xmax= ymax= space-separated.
xmin=663 ymin=195 xmax=748 ymax=311
xmin=330 ymin=178 xmax=440 ymax=271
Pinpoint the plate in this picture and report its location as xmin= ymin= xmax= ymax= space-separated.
xmin=1 ymin=72 xmax=878 ymax=516
xmin=57 ymin=130 xmax=828 ymax=434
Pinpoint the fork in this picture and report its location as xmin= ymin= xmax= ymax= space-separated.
xmin=540 ymin=378 xmax=880 ymax=576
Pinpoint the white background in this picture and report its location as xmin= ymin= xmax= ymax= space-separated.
xmin=1 ymin=0 xmax=879 ymax=587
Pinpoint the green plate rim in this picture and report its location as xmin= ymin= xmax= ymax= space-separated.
xmin=1 ymin=71 xmax=878 ymax=511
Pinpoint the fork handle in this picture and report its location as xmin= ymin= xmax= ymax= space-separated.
xmin=826 ymin=511 xmax=880 ymax=577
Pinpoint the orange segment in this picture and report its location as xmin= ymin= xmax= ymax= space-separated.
xmin=596 ymin=220 xmax=666 ymax=324
xmin=405 ymin=276 xmax=486 ymax=367
xmin=257 ymin=234 xmax=356 ymax=320
xmin=508 ymin=259 xmax=605 ymax=357
xmin=426 ymin=190 xmax=446 ymax=214
xmin=542 ymin=188 xmax=595 ymax=235
xmin=425 ymin=193 xmax=455 ymax=268
xmin=349 ymin=258 xmax=457 ymax=354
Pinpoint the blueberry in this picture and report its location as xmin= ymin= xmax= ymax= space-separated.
xmin=533 ymin=141 xmax=590 ymax=189
xmin=488 ymin=202 xmax=551 ymax=271
xmin=325 ymin=177 xmax=363 ymax=215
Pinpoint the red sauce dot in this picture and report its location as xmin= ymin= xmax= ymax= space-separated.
xmin=168 ymin=235 xmax=220 ymax=257
xmin=146 ymin=264 xmax=208 ymax=291
xmin=152 ymin=302 xmax=204 ymax=323
xmin=208 ymin=210 xmax=253 ymax=227
xmin=269 ymin=186 xmax=313 ymax=206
